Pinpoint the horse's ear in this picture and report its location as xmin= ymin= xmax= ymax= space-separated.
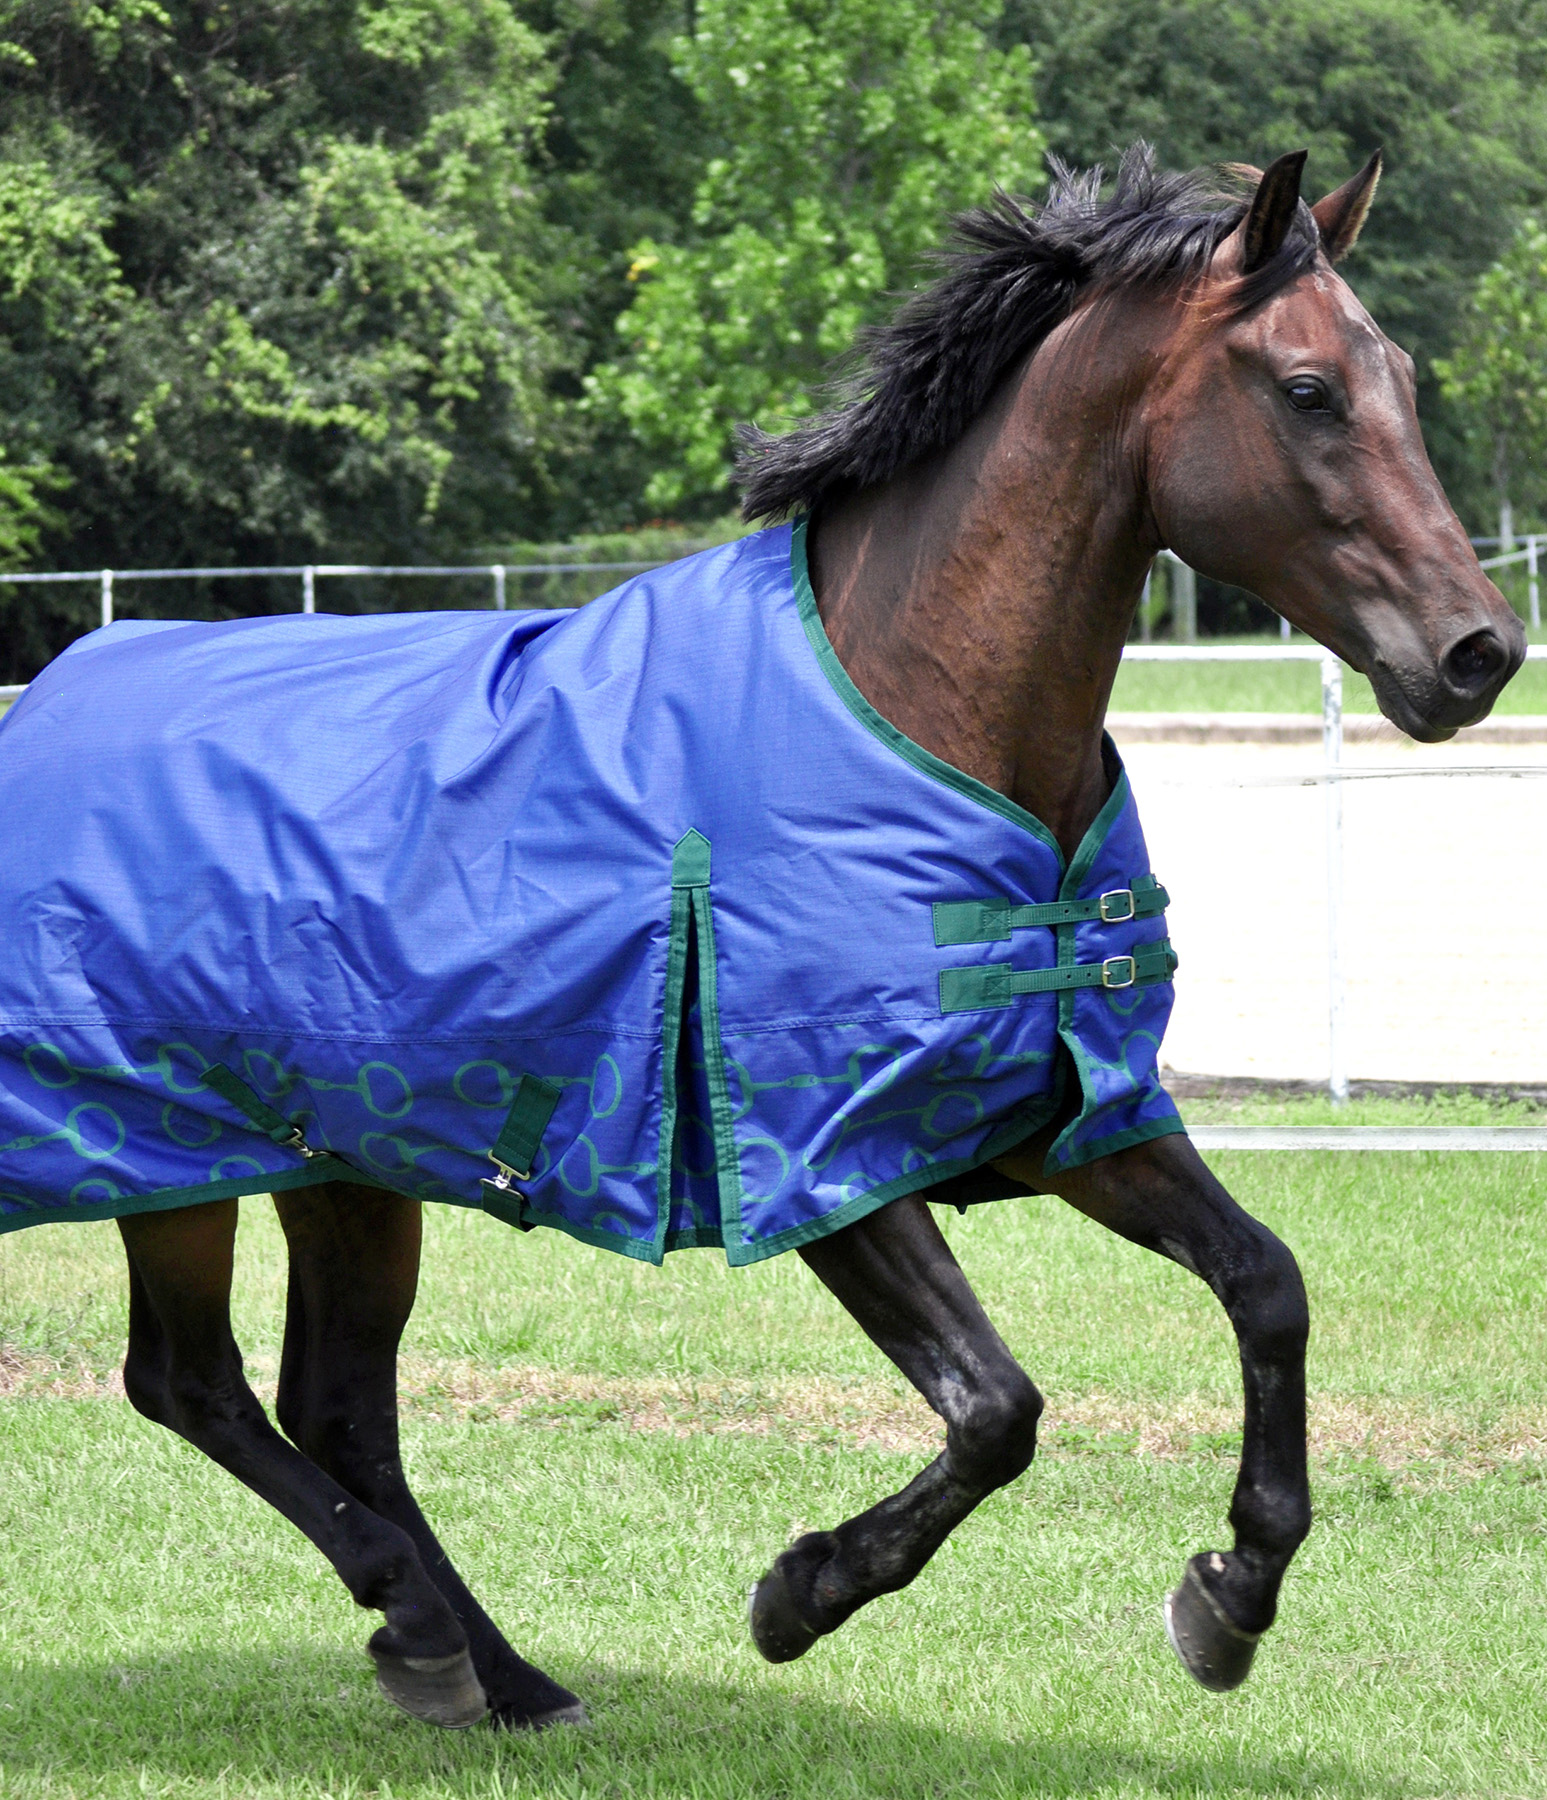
xmin=1240 ymin=150 xmax=1308 ymax=273
xmin=1311 ymin=149 xmax=1382 ymax=262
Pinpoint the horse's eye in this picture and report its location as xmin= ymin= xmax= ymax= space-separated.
xmin=1284 ymin=378 xmax=1331 ymax=414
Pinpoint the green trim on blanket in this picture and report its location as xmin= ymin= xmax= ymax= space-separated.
xmin=789 ymin=519 xmax=1065 ymax=864
xmin=665 ymin=1223 xmax=729 ymax=1251
xmin=506 ymin=1204 xmax=668 ymax=1263
xmin=0 ymin=1157 xmax=393 ymax=1235
xmin=1045 ymin=943 xmax=1179 ymax=1173
xmin=1061 ymin=759 xmax=1135 ymax=900
xmin=723 ymin=1090 xmax=1064 ymax=1266
xmin=691 ymin=875 xmax=748 ymax=1254
xmin=648 ymin=831 xmax=705 ymax=1257
xmin=1052 ymin=1112 xmax=1189 ymax=1171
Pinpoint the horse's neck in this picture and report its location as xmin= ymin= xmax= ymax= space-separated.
xmin=808 ymin=320 xmax=1155 ymax=860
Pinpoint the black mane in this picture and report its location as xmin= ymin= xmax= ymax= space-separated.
xmin=736 ymin=144 xmax=1321 ymax=522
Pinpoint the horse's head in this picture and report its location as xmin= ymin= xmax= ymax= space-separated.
xmin=1144 ymin=151 xmax=1524 ymax=741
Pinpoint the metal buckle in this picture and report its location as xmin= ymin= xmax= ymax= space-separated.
xmin=483 ymin=1154 xmax=532 ymax=1196
xmin=283 ymin=1125 xmax=323 ymax=1160
xmin=1098 ymin=888 xmax=1136 ymax=923
xmin=1101 ymin=954 xmax=1137 ymax=989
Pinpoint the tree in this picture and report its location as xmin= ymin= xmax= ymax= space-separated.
xmin=592 ymin=0 xmax=1041 ymax=513
xmin=523 ymin=0 xmax=712 ymax=534
xmin=1435 ymin=216 xmax=1547 ymax=542
xmin=0 ymin=0 xmax=561 ymax=675
xmin=1000 ymin=0 xmax=1547 ymax=528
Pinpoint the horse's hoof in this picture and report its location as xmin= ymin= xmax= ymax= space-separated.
xmin=749 ymin=1569 xmax=819 ymax=1664
xmin=1163 ymin=1557 xmax=1261 ymax=1692
xmin=490 ymin=1698 xmax=591 ymax=1732
xmin=369 ymin=1645 xmax=488 ymax=1728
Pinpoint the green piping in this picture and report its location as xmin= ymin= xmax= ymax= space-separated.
xmin=1061 ymin=763 xmax=1134 ymax=900
xmin=691 ymin=883 xmax=748 ymax=1252
xmin=1053 ymin=1112 xmax=1188 ymax=1171
xmin=722 ymin=1093 xmax=1061 ymax=1267
xmin=1045 ymin=960 xmax=1182 ymax=1171
xmin=664 ymin=1223 xmax=727 ymax=1251
xmin=507 ymin=1205 xmax=665 ymax=1264
xmin=651 ymin=844 xmax=700 ymax=1260
xmin=789 ymin=519 xmax=1064 ymax=861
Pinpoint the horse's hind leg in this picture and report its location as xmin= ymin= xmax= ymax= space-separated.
xmin=271 ymin=1182 xmax=585 ymax=1730
xmin=118 ymin=1199 xmax=486 ymax=1728
xmin=749 ymin=1192 xmax=1043 ymax=1661
xmin=1015 ymin=1131 xmax=1313 ymax=1691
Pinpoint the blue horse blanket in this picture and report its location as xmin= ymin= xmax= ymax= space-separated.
xmin=0 ymin=522 xmax=1183 ymax=1262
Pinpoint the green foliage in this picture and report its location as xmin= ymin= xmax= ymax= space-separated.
xmin=1435 ymin=215 xmax=1547 ymax=527
xmin=526 ymin=0 xmax=710 ymax=532
xmin=0 ymin=0 xmax=560 ymax=672
xmin=0 ymin=450 xmax=64 ymax=570
xmin=592 ymin=0 xmax=1041 ymax=512
xmin=1002 ymin=0 xmax=1547 ymax=529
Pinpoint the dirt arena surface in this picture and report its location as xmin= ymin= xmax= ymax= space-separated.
xmin=1112 ymin=727 xmax=1547 ymax=1085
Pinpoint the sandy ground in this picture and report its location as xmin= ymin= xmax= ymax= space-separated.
xmin=1111 ymin=727 xmax=1547 ymax=1085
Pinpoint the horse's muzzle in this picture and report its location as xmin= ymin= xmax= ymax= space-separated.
xmin=1373 ymin=616 xmax=1526 ymax=742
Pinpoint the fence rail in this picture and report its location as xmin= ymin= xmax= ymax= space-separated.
xmin=1191 ymin=1127 xmax=1547 ymax=1150
xmin=0 ymin=558 xmax=666 ymax=627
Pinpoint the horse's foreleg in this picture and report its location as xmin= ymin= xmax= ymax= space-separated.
xmin=118 ymin=1199 xmax=486 ymax=1728
xmin=749 ymin=1192 xmax=1043 ymax=1662
xmin=272 ymin=1183 xmax=585 ymax=1730
xmin=1021 ymin=1131 xmax=1313 ymax=1690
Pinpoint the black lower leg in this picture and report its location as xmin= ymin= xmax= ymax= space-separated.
xmin=273 ymin=1185 xmax=584 ymax=1729
xmin=752 ymin=1193 xmax=1042 ymax=1660
xmin=118 ymin=1203 xmax=482 ymax=1726
xmin=1007 ymin=1130 xmax=1312 ymax=1688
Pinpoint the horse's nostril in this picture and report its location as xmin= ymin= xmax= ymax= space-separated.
xmin=1442 ymin=628 xmax=1510 ymax=695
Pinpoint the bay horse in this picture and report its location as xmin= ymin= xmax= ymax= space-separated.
xmin=0 ymin=146 xmax=1522 ymax=1730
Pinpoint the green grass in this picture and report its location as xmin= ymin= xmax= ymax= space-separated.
xmin=2 ymin=1100 xmax=1546 ymax=1796
xmin=1110 ymin=648 xmax=1547 ymax=715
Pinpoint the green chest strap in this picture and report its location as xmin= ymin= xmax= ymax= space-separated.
xmin=939 ymin=937 xmax=1178 ymax=1014
xmin=933 ymin=873 xmax=1169 ymax=946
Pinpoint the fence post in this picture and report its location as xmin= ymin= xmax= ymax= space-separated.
xmin=302 ymin=566 xmax=315 ymax=614
xmin=1279 ymin=612 xmax=1291 ymax=641
xmin=1322 ymin=652 xmax=1347 ymax=1104
xmin=1529 ymin=536 xmax=1540 ymax=631
xmin=492 ymin=564 xmax=506 ymax=612
xmin=1173 ymin=559 xmax=1197 ymax=643
xmin=100 ymin=569 xmax=113 ymax=629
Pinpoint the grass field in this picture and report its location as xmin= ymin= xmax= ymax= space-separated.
xmin=1 ymin=1094 xmax=1544 ymax=1798
xmin=1109 ymin=646 xmax=1547 ymax=715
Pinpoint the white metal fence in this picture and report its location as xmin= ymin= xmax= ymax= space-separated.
xmin=0 ymin=556 xmax=668 ymax=629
